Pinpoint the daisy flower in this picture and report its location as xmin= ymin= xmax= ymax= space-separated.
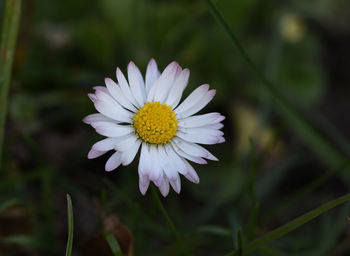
xmin=83 ymin=59 xmax=225 ymax=196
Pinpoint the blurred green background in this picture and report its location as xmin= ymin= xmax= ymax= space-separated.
xmin=1 ymin=0 xmax=350 ymax=255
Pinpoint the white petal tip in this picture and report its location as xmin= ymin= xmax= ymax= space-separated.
xmin=208 ymin=155 xmax=219 ymax=161
xmin=209 ymin=89 xmax=216 ymax=97
xmin=217 ymin=137 xmax=225 ymax=143
xmin=185 ymin=173 xmax=200 ymax=184
xmin=139 ymin=186 xmax=149 ymax=195
xmin=82 ymin=117 xmax=89 ymax=124
xmin=139 ymin=175 xmax=150 ymax=195
xmin=218 ymin=115 xmax=226 ymax=122
xmin=88 ymin=93 xmax=96 ymax=102
xmin=128 ymin=61 xmax=136 ymax=68
xmin=104 ymin=77 xmax=112 ymax=84
xmin=153 ymin=177 xmax=163 ymax=187
xmin=160 ymin=190 xmax=169 ymax=197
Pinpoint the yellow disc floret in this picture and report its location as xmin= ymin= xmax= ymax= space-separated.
xmin=133 ymin=102 xmax=178 ymax=144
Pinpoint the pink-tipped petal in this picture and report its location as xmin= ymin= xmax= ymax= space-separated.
xmin=88 ymin=148 xmax=107 ymax=159
xmin=145 ymin=58 xmax=160 ymax=94
xmin=127 ymin=61 xmax=146 ymax=106
xmin=105 ymin=151 xmax=122 ymax=171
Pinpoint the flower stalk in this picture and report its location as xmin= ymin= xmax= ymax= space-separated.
xmin=151 ymin=185 xmax=190 ymax=256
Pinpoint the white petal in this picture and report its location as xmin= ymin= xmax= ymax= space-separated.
xmin=121 ymin=139 xmax=141 ymax=166
xmin=94 ymin=122 xmax=133 ymax=137
xmin=90 ymin=120 xmax=118 ymax=129
xmin=184 ymin=161 xmax=200 ymax=184
xmin=164 ymin=144 xmax=188 ymax=175
xmin=173 ymin=137 xmax=218 ymax=161
xmin=83 ymin=113 xmax=113 ymax=125
xmin=165 ymin=68 xmax=190 ymax=108
xmin=145 ymin=58 xmax=160 ymax=95
xmin=176 ymin=88 xmax=216 ymax=119
xmin=180 ymin=127 xmax=224 ymax=137
xmin=94 ymin=99 xmax=132 ymax=123
xmin=88 ymin=93 xmax=97 ymax=102
xmin=178 ymin=112 xmax=225 ymax=128
xmin=178 ymin=90 xmax=216 ymax=118
xmin=93 ymin=86 xmax=109 ymax=94
xmin=127 ymin=61 xmax=146 ymax=106
xmin=176 ymin=131 xmax=224 ymax=145
xmin=114 ymin=134 xmax=138 ymax=152
xmin=105 ymin=78 xmax=137 ymax=112
xmin=158 ymin=174 xmax=170 ymax=197
xmin=158 ymin=146 xmax=179 ymax=180
xmin=88 ymin=148 xmax=107 ymax=159
xmin=92 ymin=138 xmax=120 ymax=151
xmin=203 ymin=123 xmax=224 ymax=130
xmin=175 ymin=84 xmax=209 ymax=114
xmin=169 ymin=173 xmax=181 ymax=194
xmin=147 ymin=61 xmax=179 ymax=103
xmin=156 ymin=64 xmax=182 ymax=103
xmin=148 ymin=145 xmax=163 ymax=186
xmin=139 ymin=175 xmax=150 ymax=195
xmin=138 ymin=143 xmax=152 ymax=178
xmin=116 ymin=67 xmax=138 ymax=107
xmin=105 ymin=151 xmax=122 ymax=171
xmin=171 ymin=143 xmax=207 ymax=164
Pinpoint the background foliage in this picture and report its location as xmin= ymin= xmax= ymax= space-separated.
xmin=1 ymin=0 xmax=350 ymax=255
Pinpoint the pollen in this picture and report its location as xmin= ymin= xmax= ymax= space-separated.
xmin=133 ymin=102 xmax=178 ymax=144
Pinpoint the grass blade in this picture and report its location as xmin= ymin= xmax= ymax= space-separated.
xmin=202 ymin=0 xmax=346 ymax=166
xmin=65 ymin=194 xmax=74 ymax=256
xmin=0 ymin=0 xmax=22 ymax=168
xmin=225 ymin=193 xmax=350 ymax=255
xmin=104 ymin=232 xmax=123 ymax=256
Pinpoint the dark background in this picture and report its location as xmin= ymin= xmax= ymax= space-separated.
xmin=1 ymin=0 xmax=350 ymax=255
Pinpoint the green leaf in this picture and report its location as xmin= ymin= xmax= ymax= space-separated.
xmin=65 ymin=194 xmax=74 ymax=256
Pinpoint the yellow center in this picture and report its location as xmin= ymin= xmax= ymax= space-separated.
xmin=133 ymin=102 xmax=178 ymax=144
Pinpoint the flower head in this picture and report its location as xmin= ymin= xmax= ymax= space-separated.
xmin=83 ymin=59 xmax=225 ymax=196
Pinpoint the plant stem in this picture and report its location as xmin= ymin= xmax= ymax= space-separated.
xmin=202 ymin=0 xmax=346 ymax=166
xmin=151 ymin=185 xmax=190 ymax=256
xmin=225 ymin=193 xmax=350 ymax=255
xmin=0 ymin=0 xmax=22 ymax=168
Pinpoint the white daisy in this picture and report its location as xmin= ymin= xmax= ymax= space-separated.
xmin=83 ymin=59 xmax=225 ymax=196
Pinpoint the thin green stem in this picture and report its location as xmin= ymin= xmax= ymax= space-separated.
xmin=151 ymin=185 xmax=190 ymax=256
xmin=225 ymin=193 xmax=350 ymax=255
xmin=65 ymin=194 xmax=74 ymax=256
xmin=203 ymin=0 xmax=346 ymax=166
xmin=0 ymin=0 xmax=22 ymax=168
